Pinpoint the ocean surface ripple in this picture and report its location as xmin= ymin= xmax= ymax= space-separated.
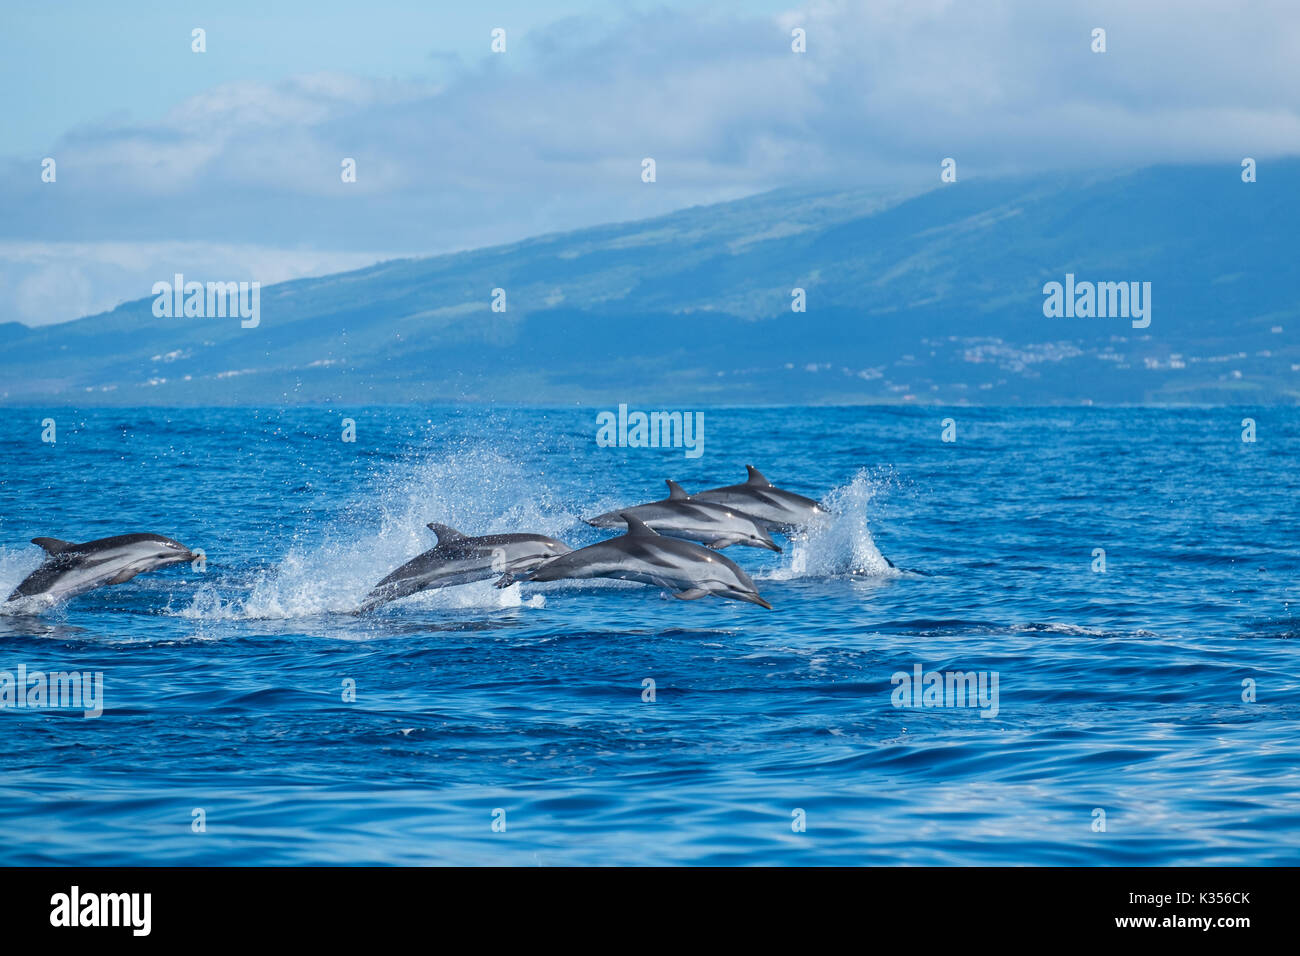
xmin=0 ymin=406 xmax=1296 ymax=865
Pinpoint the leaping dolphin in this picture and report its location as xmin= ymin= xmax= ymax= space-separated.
xmin=3 ymin=533 xmax=197 ymax=610
xmin=691 ymin=465 xmax=830 ymax=532
xmin=499 ymin=513 xmax=773 ymax=609
xmin=586 ymin=481 xmax=780 ymax=551
xmin=358 ymin=523 xmax=571 ymax=611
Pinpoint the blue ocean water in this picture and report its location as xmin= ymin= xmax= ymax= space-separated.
xmin=0 ymin=405 xmax=1296 ymax=866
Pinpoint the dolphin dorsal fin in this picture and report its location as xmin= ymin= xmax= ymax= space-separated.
xmin=31 ymin=537 xmax=75 ymax=555
xmin=665 ymin=480 xmax=689 ymax=500
xmin=621 ymin=513 xmax=659 ymax=537
xmin=745 ymin=465 xmax=771 ymax=487
xmin=426 ymin=523 xmax=468 ymax=545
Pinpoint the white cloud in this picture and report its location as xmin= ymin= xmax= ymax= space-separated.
xmin=2 ymin=0 xmax=1298 ymax=325
xmin=0 ymin=241 xmax=397 ymax=327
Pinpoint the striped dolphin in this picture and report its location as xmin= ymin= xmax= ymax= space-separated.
xmin=4 ymin=533 xmax=196 ymax=610
xmin=358 ymin=523 xmax=571 ymax=611
xmin=690 ymin=465 xmax=830 ymax=532
xmin=586 ymin=481 xmax=780 ymax=551
xmin=499 ymin=513 xmax=772 ymax=608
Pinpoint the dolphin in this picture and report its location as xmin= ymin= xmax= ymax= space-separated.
xmin=358 ymin=523 xmax=571 ymax=611
xmin=3 ymin=533 xmax=197 ymax=609
xmin=690 ymin=465 xmax=830 ymax=532
xmin=586 ymin=481 xmax=781 ymax=551
xmin=499 ymin=513 xmax=773 ymax=609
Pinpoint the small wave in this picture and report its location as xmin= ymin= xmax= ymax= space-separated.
xmin=0 ymin=596 xmax=56 ymax=618
xmin=1009 ymin=622 xmax=1117 ymax=638
xmin=766 ymin=469 xmax=900 ymax=580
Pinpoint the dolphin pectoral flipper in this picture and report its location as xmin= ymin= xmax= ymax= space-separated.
xmin=493 ymin=572 xmax=517 ymax=589
xmin=32 ymin=537 xmax=76 ymax=555
xmin=671 ymin=588 xmax=709 ymax=601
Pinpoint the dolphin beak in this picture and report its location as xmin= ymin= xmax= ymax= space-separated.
xmin=760 ymin=539 xmax=782 ymax=553
xmin=733 ymin=591 xmax=773 ymax=609
xmin=752 ymin=594 xmax=773 ymax=610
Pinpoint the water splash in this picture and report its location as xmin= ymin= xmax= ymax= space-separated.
xmin=767 ymin=469 xmax=899 ymax=579
xmin=173 ymin=442 xmax=575 ymax=620
xmin=0 ymin=546 xmax=46 ymax=616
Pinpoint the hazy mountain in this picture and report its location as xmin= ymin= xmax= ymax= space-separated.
xmin=2 ymin=161 xmax=1297 ymax=405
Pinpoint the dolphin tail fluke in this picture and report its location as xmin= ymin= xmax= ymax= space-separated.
xmin=744 ymin=465 xmax=771 ymax=487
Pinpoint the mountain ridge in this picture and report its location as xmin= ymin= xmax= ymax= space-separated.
xmin=2 ymin=163 xmax=1296 ymax=405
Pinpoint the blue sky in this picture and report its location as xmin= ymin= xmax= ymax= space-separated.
xmin=2 ymin=0 xmax=1298 ymax=326
xmin=2 ymin=1 xmax=791 ymax=155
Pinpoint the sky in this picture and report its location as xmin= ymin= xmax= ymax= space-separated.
xmin=1 ymin=0 xmax=1298 ymax=327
